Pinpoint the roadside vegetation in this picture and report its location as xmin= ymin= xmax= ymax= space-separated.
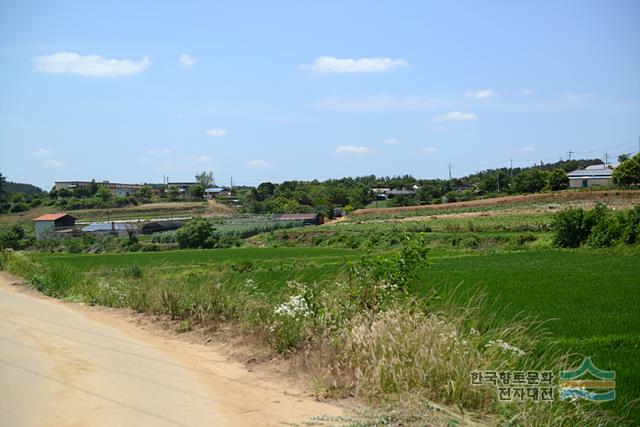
xmin=3 ymin=239 xmax=636 ymax=425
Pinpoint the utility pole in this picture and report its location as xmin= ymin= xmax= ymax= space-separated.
xmin=510 ymin=158 xmax=513 ymax=178
xmin=448 ymin=163 xmax=452 ymax=181
xmin=604 ymin=152 xmax=609 ymax=166
xmin=230 ymin=176 xmax=233 ymax=190
xmin=567 ymin=150 xmax=573 ymax=161
xmin=496 ymin=171 xmax=500 ymax=193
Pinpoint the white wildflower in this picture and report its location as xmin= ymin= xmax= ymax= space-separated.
xmin=244 ymin=278 xmax=257 ymax=291
xmin=274 ymin=294 xmax=312 ymax=318
xmin=485 ymin=339 xmax=526 ymax=356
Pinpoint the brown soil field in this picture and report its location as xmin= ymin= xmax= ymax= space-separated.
xmin=351 ymin=190 xmax=640 ymax=217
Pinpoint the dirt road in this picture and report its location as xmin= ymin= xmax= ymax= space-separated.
xmin=0 ymin=273 xmax=344 ymax=427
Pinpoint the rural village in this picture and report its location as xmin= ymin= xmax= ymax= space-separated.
xmin=1 ymin=1 xmax=639 ymax=427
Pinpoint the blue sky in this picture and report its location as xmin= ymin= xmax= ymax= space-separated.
xmin=1 ymin=0 xmax=639 ymax=190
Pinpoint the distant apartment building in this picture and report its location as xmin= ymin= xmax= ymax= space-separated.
xmin=54 ymin=181 xmax=144 ymax=196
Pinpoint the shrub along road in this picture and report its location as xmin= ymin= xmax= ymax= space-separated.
xmin=0 ymin=272 xmax=344 ymax=427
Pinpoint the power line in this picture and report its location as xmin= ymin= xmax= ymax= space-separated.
xmin=572 ymin=139 xmax=637 ymax=154
xmin=444 ymin=137 xmax=636 ymax=178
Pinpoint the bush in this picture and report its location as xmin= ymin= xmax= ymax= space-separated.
xmin=552 ymin=204 xmax=639 ymax=248
xmin=513 ymin=169 xmax=548 ymax=193
xmin=621 ymin=204 xmax=640 ymax=245
xmin=0 ymin=225 xmax=26 ymax=250
xmin=9 ymin=202 xmax=29 ymax=213
xmin=124 ymin=264 xmax=144 ymax=279
xmin=545 ymin=169 xmax=569 ymax=191
xmin=175 ymin=217 xmax=215 ymax=248
xmin=517 ymin=233 xmax=537 ymax=245
xmin=551 ymin=208 xmax=589 ymax=248
xmin=588 ymin=214 xmax=623 ymax=247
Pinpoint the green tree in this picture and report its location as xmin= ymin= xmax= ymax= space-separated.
xmin=175 ymin=217 xmax=215 ymax=248
xmin=95 ymin=186 xmax=112 ymax=202
xmin=0 ymin=224 xmax=25 ymax=250
xmin=135 ymin=185 xmax=153 ymax=202
xmin=513 ymin=169 xmax=548 ymax=193
xmin=166 ymin=185 xmax=180 ymax=200
xmin=189 ymin=184 xmax=204 ymax=199
xmin=479 ymin=171 xmax=511 ymax=193
xmin=87 ymin=179 xmax=99 ymax=196
xmin=551 ymin=208 xmax=589 ymax=248
xmin=613 ymin=153 xmax=640 ymax=187
xmin=195 ymin=171 xmax=214 ymax=189
xmin=0 ymin=173 xmax=6 ymax=200
xmin=545 ymin=169 xmax=569 ymax=191
xmin=58 ymin=188 xmax=72 ymax=198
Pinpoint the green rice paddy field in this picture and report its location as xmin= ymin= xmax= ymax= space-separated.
xmin=36 ymin=245 xmax=640 ymax=418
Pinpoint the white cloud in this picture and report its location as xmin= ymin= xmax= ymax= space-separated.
xmin=179 ymin=53 xmax=198 ymax=68
xmin=34 ymin=52 xmax=150 ymax=77
xmin=247 ymin=159 xmax=272 ymax=168
xmin=184 ymin=155 xmax=212 ymax=164
xmin=301 ymin=56 xmax=408 ymax=74
xmin=422 ymin=146 xmax=438 ymax=153
xmin=44 ymin=159 xmax=64 ymax=168
xmin=522 ymin=89 xmax=535 ymax=96
xmin=146 ymin=148 xmax=172 ymax=156
xmin=206 ymin=128 xmax=227 ymax=137
xmin=384 ymin=138 xmax=400 ymax=145
xmin=432 ymin=112 xmax=478 ymax=122
xmin=314 ymin=94 xmax=455 ymax=112
xmin=335 ymin=145 xmax=370 ymax=154
xmin=34 ymin=148 xmax=53 ymax=157
xmin=465 ymin=89 xmax=497 ymax=99
xmin=156 ymin=160 xmax=175 ymax=171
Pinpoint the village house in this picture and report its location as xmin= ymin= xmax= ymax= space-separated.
xmin=566 ymin=165 xmax=614 ymax=188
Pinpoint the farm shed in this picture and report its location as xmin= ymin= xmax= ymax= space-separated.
xmin=140 ymin=220 xmax=183 ymax=234
xmin=33 ymin=213 xmax=76 ymax=240
xmin=204 ymin=187 xmax=233 ymax=198
xmin=167 ymin=182 xmax=197 ymax=192
xmin=567 ymin=166 xmax=613 ymax=188
xmin=82 ymin=222 xmax=136 ymax=237
xmin=272 ymin=213 xmax=324 ymax=225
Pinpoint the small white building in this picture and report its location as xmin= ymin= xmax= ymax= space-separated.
xmin=566 ymin=165 xmax=613 ymax=188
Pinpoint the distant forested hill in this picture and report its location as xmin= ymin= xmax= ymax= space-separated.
xmin=4 ymin=182 xmax=46 ymax=195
